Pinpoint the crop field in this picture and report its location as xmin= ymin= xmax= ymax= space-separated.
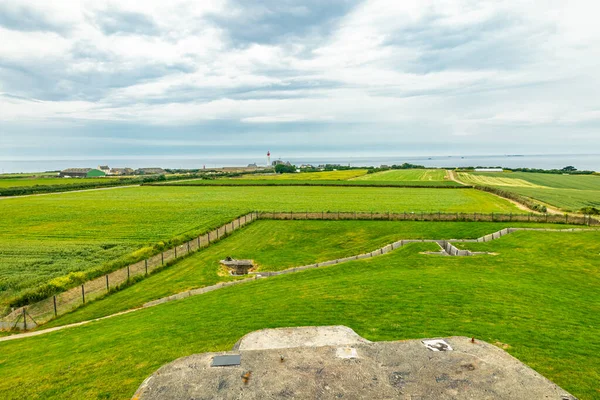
xmin=43 ymin=220 xmax=578 ymax=327
xmin=0 ymin=228 xmax=598 ymax=399
xmin=458 ymin=171 xmax=600 ymax=211
xmin=0 ymin=177 xmax=125 ymax=188
xmin=353 ymin=169 xmax=447 ymax=182
xmin=0 ymin=185 xmax=520 ymax=306
xmin=234 ymin=169 xmax=369 ymax=180
xmin=163 ymin=179 xmax=461 ymax=187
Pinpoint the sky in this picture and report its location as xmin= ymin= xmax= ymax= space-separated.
xmin=1 ymin=0 xmax=599 ymax=165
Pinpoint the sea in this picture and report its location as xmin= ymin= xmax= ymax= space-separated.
xmin=1 ymin=154 xmax=599 ymax=174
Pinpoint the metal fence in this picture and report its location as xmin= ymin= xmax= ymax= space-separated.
xmin=0 ymin=212 xmax=258 ymax=330
xmin=255 ymin=211 xmax=599 ymax=225
xmin=1 ymin=210 xmax=597 ymax=331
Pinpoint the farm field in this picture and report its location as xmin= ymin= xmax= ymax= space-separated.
xmin=0 ymin=229 xmax=598 ymax=399
xmin=0 ymin=185 xmax=522 ymax=307
xmin=457 ymin=171 xmax=600 ymax=211
xmin=43 ymin=220 xmax=579 ymax=327
xmin=0 ymin=177 xmax=126 ymax=188
xmin=353 ymin=168 xmax=449 ymax=182
xmin=233 ymin=169 xmax=369 ymax=180
xmin=172 ymin=168 xmax=463 ymax=187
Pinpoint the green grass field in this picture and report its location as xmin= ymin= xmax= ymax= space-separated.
xmin=43 ymin=220 xmax=578 ymax=328
xmin=162 ymin=179 xmax=463 ymax=187
xmin=0 ymin=177 xmax=125 ymax=188
xmin=0 ymin=226 xmax=598 ymax=399
xmin=162 ymin=169 xmax=462 ymax=187
xmin=0 ymin=186 xmax=520 ymax=306
xmin=458 ymin=171 xmax=600 ymax=211
xmin=234 ymin=169 xmax=369 ymax=180
xmin=353 ymin=169 xmax=449 ymax=182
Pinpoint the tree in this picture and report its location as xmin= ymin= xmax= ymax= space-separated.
xmin=275 ymin=163 xmax=296 ymax=173
xmin=561 ymin=166 xmax=577 ymax=172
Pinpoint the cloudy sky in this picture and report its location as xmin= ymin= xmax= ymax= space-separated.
xmin=1 ymin=0 xmax=599 ymax=165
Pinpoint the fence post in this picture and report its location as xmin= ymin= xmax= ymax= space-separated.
xmin=106 ymin=274 xmax=109 ymax=290
xmin=187 ymin=241 xmax=190 ymax=253
xmin=545 ymin=213 xmax=548 ymax=222
xmin=225 ymin=224 xmax=227 ymax=235
xmin=291 ymin=210 xmax=293 ymax=220
xmin=82 ymin=284 xmax=85 ymax=304
xmin=491 ymin=212 xmax=494 ymax=222
xmin=161 ymin=252 xmax=164 ymax=266
xmin=53 ymin=296 xmax=57 ymax=317
xmin=127 ymin=265 xmax=130 ymax=280
xmin=23 ymin=308 xmax=27 ymax=331
xmin=337 ymin=211 xmax=340 ymax=220
xmin=322 ymin=211 xmax=324 ymax=219
xmin=565 ymin=214 xmax=568 ymax=224
xmin=145 ymin=259 xmax=148 ymax=275
xmin=175 ymin=246 xmax=177 ymax=258
xmin=198 ymin=236 xmax=200 ymax=247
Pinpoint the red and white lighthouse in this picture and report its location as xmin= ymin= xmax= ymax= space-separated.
xmin=267 ymin=151 xmax=271 ymax=166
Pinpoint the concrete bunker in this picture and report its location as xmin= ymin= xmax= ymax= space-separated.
xmin=133 ymin=326 xmax=576 ymax=400
xmin=220 ymin=257 xmax=255 ymax=275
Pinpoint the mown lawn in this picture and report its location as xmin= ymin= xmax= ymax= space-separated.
xmin=0 ymin=186 xmax=520 ymax=306
xmin=0 ymin=230 xmax=598 ymax=399
xmin=43 ymin=220 xmax=581 ymax=328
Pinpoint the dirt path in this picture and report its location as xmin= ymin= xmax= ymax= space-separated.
xmin=0 ymin=184 xmax=140 ymax=200
xmin=446 ymin=170 xmax=467 ymax=186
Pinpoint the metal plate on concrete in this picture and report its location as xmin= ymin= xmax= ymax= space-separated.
xmin=211 ymin=354 xmax=241 ymax=367
xmin=422 ymin=339 xmax=453 ymax=352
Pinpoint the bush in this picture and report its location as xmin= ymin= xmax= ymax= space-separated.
xmin=275 ymin=164 xmax=296 ymax=173
xmin=579 ymin=207 xmax=600 ymax=215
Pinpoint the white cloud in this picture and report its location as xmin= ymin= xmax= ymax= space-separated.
xmin=0 ymin=0 xmax=599 ymax=156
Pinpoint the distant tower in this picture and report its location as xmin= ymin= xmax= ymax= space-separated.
xmin=267 ymin=151 xmax=271 ymax=166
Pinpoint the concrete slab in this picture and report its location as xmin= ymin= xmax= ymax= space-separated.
xmin=133 ymin=327 xmax=576 ymax=400
xmin=233 ymin=325 xmax=371 ymax=351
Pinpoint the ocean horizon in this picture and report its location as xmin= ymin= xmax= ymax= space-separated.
xmin=1 ymin=153 xmax=599 ymax=174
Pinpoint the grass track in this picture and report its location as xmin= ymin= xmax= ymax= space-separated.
xmin=0 ymin=186 xmax=519 ymax=305
xmin=0 ymin=229 xmax=598 ymax=399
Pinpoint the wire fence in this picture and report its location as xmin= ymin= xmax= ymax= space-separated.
xmin=254 ymin=211 xmax=599 ymax=225
xmin=0 ymin=212 xmax=258 ymax=330
xmin=1 ymin=210 xmax=598 ymax=331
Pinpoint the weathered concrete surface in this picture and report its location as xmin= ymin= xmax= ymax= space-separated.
xmin=133 ymin=328 xmax=576 ymax=400
xmin=233 ymin=325 xmax=371 ymax=351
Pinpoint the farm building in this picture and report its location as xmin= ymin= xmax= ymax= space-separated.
xmin=474 ymin=168 xmax=504 ymax=172
xmin=110 ymin=168 xmax=134 ymax=176
xmin=98 ymin=165 xmax=110 ymax=174
xmin=135 ymin=168 xmax=166 ymax=175
xmin=59 ymin=168 xmax=106 ymax=178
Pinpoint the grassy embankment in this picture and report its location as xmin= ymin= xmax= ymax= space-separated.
xmin=0 ymin=186 xmax=520 ymax=307
xmin=457 ymin=171 xmax=600 ymax=211
xmin=43 ymin=219 xmax=581 ymax=328
xmin=0 ymin=227 xmax=598 ymax=399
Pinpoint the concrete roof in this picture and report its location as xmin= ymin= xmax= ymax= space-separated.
xmin=132 ymin=326 xmax=575 ymax=400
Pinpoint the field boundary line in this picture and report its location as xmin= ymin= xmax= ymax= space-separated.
xmin=2 ymin=225 xmax=598 ymax=341
xmin=2 ymin=211 xmax=598 ymax=330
